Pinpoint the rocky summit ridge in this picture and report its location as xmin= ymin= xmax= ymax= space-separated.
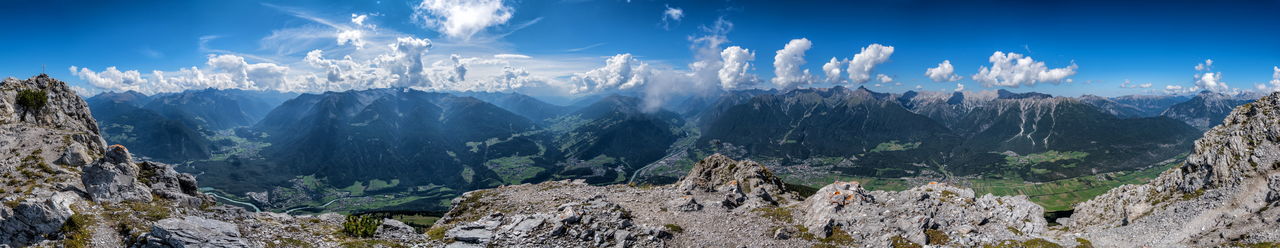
xmin=433 ymin=154 xmax=1060 ymax=247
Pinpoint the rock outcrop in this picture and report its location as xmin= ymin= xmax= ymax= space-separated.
xmin=1068 ymin=92 xmax=1280 ymax=247
xmin=799 ymin=182 xmax=1048 ymax=246
xmin=136 ymin=216 xmax=251 ymax=248
xmin=444 ymin=195 xmax=668 ymax=247
xmin=82 ymin=145 xmax=154 ymax=203
xmin=0 ymin=191 xmax=77 ymax=247
xmin=675 ymin=153 xmax=795 ymax=209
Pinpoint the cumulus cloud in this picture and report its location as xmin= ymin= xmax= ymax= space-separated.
xmin=822 ymin=57 xmax=845 ymax=84
xmin=955 ymin=83 xmax=965 ymax=92
xmin=1192 ymin=59 xmax=1229 ymax=92
xmin=1272 ymin=66 xmax=1280 ymax=91
xmin=413 ymin=0 xmax=514 ymax=40
xmin=688 ymin=17 xmax=732 ymax=91
xmin=569 ymin=53 xmax=648 ymax=94
xmin=771 ymin=38 xmax=813 ymax=89
xmin=971 ymin=51 xmax=1077 ymax=88
xmin=718 ymin=46 xmax=758 ymax=89
xmin=74 ymin=54 xmax=299 ymax=94
xmin=877 ymin=74 xmax=893 ymax=83
xmin=69 ymin=66 xmax=148 ymax=92
xmin=925 ymin=60 xmax=961 ymax=82
xmin=661 ymin=5 xmax=683 ymax=30
xmin=846 ymin=44 xmax=894 ymax=84
xmin=207 ymin=54 xmax=292 ymax=90
xmin=1254 ymin=66 xmax=1280 ymax=92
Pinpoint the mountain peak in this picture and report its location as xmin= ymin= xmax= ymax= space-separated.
xmin=996 ymin=89 xmax=1053 ymax=99
xmin=1 ymin=75 xmax=101 ymax=135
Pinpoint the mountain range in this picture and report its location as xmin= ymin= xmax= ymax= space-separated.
xmin=81 ymin=84 xmax=1259 ymax=214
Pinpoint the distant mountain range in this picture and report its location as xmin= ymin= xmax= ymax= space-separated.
xmin=693 ymin=87 xmax=1203 ymax=182
xmin=86 ymin=89 xmax=296 ymax=162
xmin=83 ymin=86 xmax=1259 ymax=212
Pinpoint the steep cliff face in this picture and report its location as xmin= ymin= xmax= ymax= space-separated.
xmin=1068 ymin=91 xmax=1280 ymax=247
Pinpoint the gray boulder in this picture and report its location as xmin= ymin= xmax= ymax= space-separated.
xmin=0 ymin=191 xmax=77 ymax=247
xmin=136 ymin=216 xmax=250 ymax=248
xmin=137 ymin=161 xmax=209 ymax=207
xmin=799 ymin=181 xmax=1049 ymax=247
xmin=375 ymin=219 xmax=422 ymax=241
xmin=55 ymin=142 xmax=92 ymax=167
xmin=82 ymin=145 xmax=152 ymax=203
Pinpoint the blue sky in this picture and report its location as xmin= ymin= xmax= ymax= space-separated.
xmin=1 ymin=0 xmax=1278 ymax=99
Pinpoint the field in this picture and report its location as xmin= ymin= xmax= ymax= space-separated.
xmin=966 ymin=161 xmax=1177 ymax=211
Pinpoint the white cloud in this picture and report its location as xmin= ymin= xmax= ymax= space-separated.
xmin=955 ymin=83 xmax=965 ymax=92
xmin=822 ymin=57 xmax=845 ymax=84
xmin=771 ymin=38 xmax=813 ymax=89
xmin=846 ymin=44 xmax=894 ymax=84
xmin=351 ymin=14 xmax=368 ymax=26
xmin=336 ymin=29 xmax=366 ymax=48
xmin=688 ymin=17 xmax=732 ymax=92
xmin=1119 ymin=79 xmax=1153 ymax=88
xmin=1164 ymin=84 xmax=1202 ymax=94
xmin=925 ymin=60 xmax=961 ymax=82
xmin=569 ymin=53 xmax=648 ymax=94
xmin=1192 ymin=59 xmax=1229 ymax=92
xmin=661 ymin=5 xmax=683 ymax=30
xmin=376 ymin=37 xmax=434 ymax=87
xmin=207 ymin=54 xmax=292 ymax=90
xmin=876 ymin=74 xmax=893 ymax=83
xmin=69 ymin=66 xmax=148 ymax=92
xmin=1270 ymin=66 xmax=1280 ymax=91
xmin=718 ymin=46 xmax=758 ymax=89
xmin=493 ymin=53 xmax=531 ymax=59
xmin=412 ymin=0 xmax=514 ymax=40
xmin=74 ymin=54 xmax=298 ymax=94
xmin=971 ymin=51 xmax=1077 ymax=87
xmin=1195 ymin=59 xmax=1213 ymax=71
xmin=915 ymin=85 xmax=924 ymax=90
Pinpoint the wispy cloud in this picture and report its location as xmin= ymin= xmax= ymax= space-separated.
xmin=139 ymin=47 xmax=164 ymax=59
xmin=565 ymin=42 xmax=606 ymax=52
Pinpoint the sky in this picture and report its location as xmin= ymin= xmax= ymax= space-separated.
xmin=2 ymin=0 xmax=1279 ymax=102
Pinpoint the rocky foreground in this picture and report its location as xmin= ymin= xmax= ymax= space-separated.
xmin=4 ymin=74 xmax=1280 ymax=247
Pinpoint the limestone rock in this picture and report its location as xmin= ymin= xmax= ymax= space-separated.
xmin=675 ymin=153 xmax=795 ymax=210
xmin=444 ymin=196 xmax=667 ymax=247
xmin=136 ymin=216 xmax=250 ymax=248
xmin=0 ymin=191 xmax=77 ymax=247
xmin=56 ymin=142 xmax=92 ymax=167
xmin=376 ymin=219 xmax=423 ymax=241
xmin=137 ymin=161 xmax=210 ymax=208
xmin=799 ymin=181 xmax=1048 ymax=247
xmin=82 ymin=145 xmax=153 ymax=203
